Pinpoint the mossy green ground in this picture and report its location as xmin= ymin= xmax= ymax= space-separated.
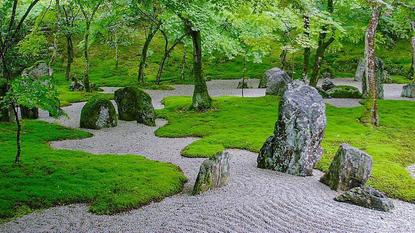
xmin=156 ymin=96 xmax=415 ymax=202
xmin=0 ymin=120 xmax=187 ymax=221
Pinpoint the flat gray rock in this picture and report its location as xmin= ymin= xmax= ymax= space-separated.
xmin=335 ymin=186 xmax=395 ymax=212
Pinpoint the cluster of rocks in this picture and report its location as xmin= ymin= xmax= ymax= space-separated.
xmin=193 ymin=152 xmax=230 ymax=195
xmin=257 ymin=81 xmax=326 ymax=176
xmin=79 ymin=86 xmax=156 ymax=129
xmin=320 ymin=144 xmax=394 ymax=212
xmin=258 ymin=68 xmax=292 ymax=96
xmin=256 ymin=74 xmax=394 ymax=212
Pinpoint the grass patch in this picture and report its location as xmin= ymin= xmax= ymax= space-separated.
xmin=0 ymin=120 xmax=186 ymax=221
xmin=156 ymin=96 xmax=415 ymax=202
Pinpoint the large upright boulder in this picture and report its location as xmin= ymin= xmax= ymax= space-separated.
xmin=320 ymin=144 xmax=372 ymax=191
xmin=257 ymin=81 xmax=327 ymax=176
xmin=193 ymin=152 xmax=230 ymax=195
xmin=114 ymin=87 xmax=156 ymax=126
xmin=401 ymin=84 xmax=415 ymax=98
xmin=258 ymin=68 xmax=292 ymax=96
xmin=22 ymin=61 xmax=53 ymax=79
xmin=361 ymin=58 xmax=385 ymax=99
xmin=80 ymin=96 xmax=117 ymax=129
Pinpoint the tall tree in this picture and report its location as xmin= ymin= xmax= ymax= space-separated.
xmin=0 ymin=0 xmax=41 ymax=121
xmin=361 ymin=0 xmax=387 ymax=126
xmin=309 ymin=0 xmax=336 ymax=87
xmin=76 ymin=0 xmax=103 ymax=92
xmin=55 ymin=0 xmax=79 ymax=81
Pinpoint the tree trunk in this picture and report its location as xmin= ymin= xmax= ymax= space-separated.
xmin=138 ymin=25 xmax=159 ymax=84
xmin=280 ymin=49 xmax=288 ymax=71
xmin=115 ymin=38 xmax=119 ymax=70
xmin=190 ymin=29 xmax=211 ymax=110
xmin=83 ymin=22 xmax=91 ymax=92
xmin=242 ymin=55 xmax=247 ymax=97
xmin=410 ymin=21 xmax=415 ymax=80
xmin=309 ymin=0 xmax=335 ymax=87
xmin=180 ymin=47 xmax=187 ymax=80
xmin=303 ymin=15 xmax=311 ymax=81
xmin=361 ymin=6 xmax=381 ymax=127
xmin=0 ymin=59 xmax=12 ymax=122
xmin=65 ymin=35 xmax=74 ymax=81
xmin=12 ymin=104 xmax=21 ymax=164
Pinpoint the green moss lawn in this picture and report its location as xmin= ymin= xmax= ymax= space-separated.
xmin=0 ymin=120 xmax=186 ymax=221
xmin=156 ymin=96 xmax=415 ymax=202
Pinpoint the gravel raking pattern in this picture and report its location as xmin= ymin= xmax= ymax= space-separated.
xmin=1 ymin=80 xmax=414 ymax=233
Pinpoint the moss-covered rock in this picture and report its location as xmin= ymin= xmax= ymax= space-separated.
xmin=114 ymin=87 xmax=156 ymax=126
xmin=80 ymin=96 xmax=117 ymax=129
xmin=326 ymin=85 xmax=362 ymax=99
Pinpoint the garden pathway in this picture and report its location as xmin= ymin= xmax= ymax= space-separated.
xmin=1 ymin=79 xmax=415 ymax=233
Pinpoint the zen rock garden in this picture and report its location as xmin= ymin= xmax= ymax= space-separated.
xmin=1 ymin=1 xmax=415 ymax=232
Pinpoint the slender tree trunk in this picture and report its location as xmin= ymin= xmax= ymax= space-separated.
xmin=115 ymin=38 xmax=119 ymax=70
xmin=12 ymin=104 xmax=21 ymax=164
xmin=65 ymin=35 xmax=74 ymax=81
xmin=303 ymin=15 xmax=311 ymax=81
xmin=190 ymin=28 xmax=211 ymax=110
xmin=410 ymin=21 xmax=415 ymax=80
xmin=1 ymin=59 xmax=12 ymax=122
xmin=83 ymin=21 xmax=91 ymax=92
xmin=242 ymin=55 xmax=247 ymax=97
xmin=361 ymin=6 xmax=381 ymax=126
xmin=180 ymin=47 xmax=187 ymax=80
xmin=280 ymin=49 xmax=288 ymax=71
xmin=309 ymin=0 xmax=335 ymax=87
xmin=138 ymin=25 xmax=159 ymax=84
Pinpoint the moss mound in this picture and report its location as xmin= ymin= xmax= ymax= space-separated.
xmin=326 ymin=85 xmax=362 ymax=99
xmin=80 ymin=96 xmax=117 ymax=129
xmin=114 ymin=87 xmax=156 ymax=126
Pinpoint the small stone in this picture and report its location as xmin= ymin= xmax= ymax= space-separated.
xmin=257 ymin=81 xmax=326 ymax=176
xmin=193 ymin=152 xmax=230 ymax=195
xmin=80 ymin=96 xmax=117 ymax=129
xmin=401 ymin=84 xmax=415 ymax=98
xmin=322 ymin=78 xmax=335 ymax=91
xmin=69 ymin=80 xmax=85 ymax=91
xmin=335 ymin=187 xmax=395 ymax=212
xmin=321 ymin=144 xmax=372 ymax=191
xmin=114 ymin=87 xmax=156 ymax=126
xmin=258 ymin=68 xmax=292 ymax=96
xmin=237 ymin=80 xmax=250 ymax=89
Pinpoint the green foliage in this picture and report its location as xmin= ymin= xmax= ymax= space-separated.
xmin=156 ymin=96 xmax=415 ymax=202
xmin=4 ymin=76 xmax=61 ymax=117
xmin=0 ymin=120 xmax=186 ymax=220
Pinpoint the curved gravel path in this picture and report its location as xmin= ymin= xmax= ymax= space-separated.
xmin=1 ymin=79 xmax=415 ymax=233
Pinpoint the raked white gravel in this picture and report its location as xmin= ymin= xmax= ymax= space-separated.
xmin=1 ymin=79 xmax=414 ymax=233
